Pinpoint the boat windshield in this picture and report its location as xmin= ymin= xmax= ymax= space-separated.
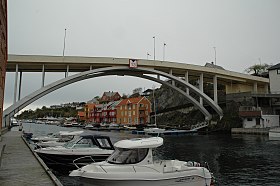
xmin=63 ymin=136 xmax=84 ymax=148
xmin=107 ymin=148 xmax=148 ymax=164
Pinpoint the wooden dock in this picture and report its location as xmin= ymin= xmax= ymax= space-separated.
xmin=0 ymin=131 xmax=62 ymax=186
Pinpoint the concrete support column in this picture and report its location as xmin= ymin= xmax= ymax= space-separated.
xmin=18 ymin=71 xmax=22 ymax=101
xmin=199 ymin=73 xmax=204 ymax=105
xmin=157 ymin=74 xmax=160 ymax=80
xmin=65 ymin=65 xmax=69 ymax=77
xmin=13 ymin=64 xmax=18 ymax=104
xmin=41 ymin=64 xmax=45 ymax=88
xmin=169 ymin=69 xmax=175 ymax=86
xmin=90 ymin=65 xmax=93 ymax=70
xmin=253 ymin=82 xmax=258 ymax=93
xmin=213 ymin=75 xmax=218 ymax=104
xmin=264 ymin=84 xmax=269 ymax=93
xmin=185 ymin=71 xmax=189 ymax=95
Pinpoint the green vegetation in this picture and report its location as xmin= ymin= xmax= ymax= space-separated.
xmin=245 ymin=63 xmax=270 ymax=76
xmin=17 ymin=106 xmax=78 ymax=120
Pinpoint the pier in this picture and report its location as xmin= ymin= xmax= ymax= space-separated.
xmin=0 ymin=130 xmax=62 ymax=186
xmin=231 ymin=128 xmax=269 ymax=135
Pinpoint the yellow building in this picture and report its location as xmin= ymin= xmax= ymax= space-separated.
xmin=116 ymin=97 xmax=151 ymax=125
xmin=78 ymin=103 xmax=96 ymax=122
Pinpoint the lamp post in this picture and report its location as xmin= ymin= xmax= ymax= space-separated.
xmin=152 ymin=85 xmax=157 ymax=125
xmin=213 ymin=47 xmax=216 ymax=66
xmin=153 ymin=36 xmax=156 ymax=60
xmin=63 ymin=29 xmax=67 ymax=60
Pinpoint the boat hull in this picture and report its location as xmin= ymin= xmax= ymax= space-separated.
xmin=269 ymin=127 xmax=280 ymax=138
xmin=79 ymin=176 xmax=212 ymax=186
xmin=36 ymin=152 xmax=110 ymax=170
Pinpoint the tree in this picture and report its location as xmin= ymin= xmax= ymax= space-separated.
xmin=245 ymin=63 xmax=270 ymax=76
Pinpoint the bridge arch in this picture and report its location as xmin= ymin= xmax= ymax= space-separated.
xmin=3 ymin=66 xmax=223 ymax=126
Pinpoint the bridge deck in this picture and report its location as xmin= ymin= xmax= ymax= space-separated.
xmin=0 ymin=131 xmax=60 ymax=186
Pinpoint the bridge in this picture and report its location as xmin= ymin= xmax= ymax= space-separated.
xmin=3 ymin=54 xmax=269 ymax=127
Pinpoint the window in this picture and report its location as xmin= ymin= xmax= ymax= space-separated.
xmin=277 ymin=69 xmax=280 ymax=74
xmin=247 ymin=118 xmax=253 ymax=121
xmin=107 ymin=148 xmax=148 ymax=164
xmin=133 ymin=104 xmax=135 ymax=109
xmin=133 ymin=111 xmax=135 ymax=115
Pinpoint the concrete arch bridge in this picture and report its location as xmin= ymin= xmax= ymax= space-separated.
xmin=3 ymin=55 xmax=269 ymax=127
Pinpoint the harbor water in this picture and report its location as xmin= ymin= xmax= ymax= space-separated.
xmin=20 ymin=123 xmax=280 ymax=186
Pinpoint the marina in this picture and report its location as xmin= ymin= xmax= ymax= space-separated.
xmin=1 ymin=1 xmax=280 ymax=186
xmin=1 ymin=122 xmax=279 ymax=186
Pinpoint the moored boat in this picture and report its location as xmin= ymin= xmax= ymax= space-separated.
xmin=269 ymin=127 xmax=280 ymax=138
xmin=70 ymin=137 xmax=214 ymax=186
xmin=35 ymin=130 xmax=84 ymax=148
xmin=34 ymin=134 xmax=114 ymax=170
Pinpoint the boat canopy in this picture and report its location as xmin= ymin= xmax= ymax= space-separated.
xmin=59 ymin=131 xmax=83 ymax=136
xmin=114 ymin=137 xmax=163 ymax=149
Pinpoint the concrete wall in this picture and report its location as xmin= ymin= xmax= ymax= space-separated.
xmin=261 ymin=115 xmax=279 ymax=128
xmin=269 ymin=69 xmax=280 ymax=94
xmin=242 ymin=118 xmax=257 ymax=128
xmin=242 ymin=115 xmax=279 ymax=128
xmin=226 ymin=83 xmax=267 ymax=94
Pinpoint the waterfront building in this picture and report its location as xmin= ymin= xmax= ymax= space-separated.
xmin=99 ymin=91 xmax=121 ymax=104
xmin=100 ymin=101 xmax=120 ymax=124
xmin=0 ymin=0 xmax=7 ymax=129
xmin=237 ymin=64 xmax=280 ymax=128
xmin=268 ymin=63 xmax=280 ymax=94
xmin=116 ymin=97 xmax=151 ymax=125
xmin=83 ymin=103 xmax=96 ymax=122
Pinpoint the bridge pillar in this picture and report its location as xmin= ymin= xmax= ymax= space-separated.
xmin=41 ymin=64 xmax=45 ymax=87
xmin=169 ymin=69 xmax=175 ymax=86
xmin=90 ymin=65 xmax=93 ymax=70
xmin=213 ymin=75 xmax=218 ymax=104
xmin=253 ymin=82 xmax=258 ymax=93
xmin=185 ymin=71 xmax=189 ymax=95
xmin=265 ymin=84 xmax=269 ymax=93
xmin=199 ymin=73 xmax=204 ymax=105
xmin=65 ymin=65 xmax=69 ymax=77
xmin=18 ymin=71 xmax=22 ymax=101
xmin=13 ymin=64 xmax=18 ymax=104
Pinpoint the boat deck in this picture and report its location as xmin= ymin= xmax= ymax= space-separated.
xmin=0 ymin=131 xmax=61 ymax=186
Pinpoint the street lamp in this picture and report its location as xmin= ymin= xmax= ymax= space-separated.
xmin=63 ymin=29 xmax=67 ymax=59
xmin=153 ymin=36 xmax=156 ymax=60
xmin=213 ymin=47 xmax=216 ymax=66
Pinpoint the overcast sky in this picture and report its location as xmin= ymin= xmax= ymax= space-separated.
xmin=5 ymin=0 xmax=280 ymax=111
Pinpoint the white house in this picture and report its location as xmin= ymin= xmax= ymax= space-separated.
xmin=268 ymin=63 xmax=280 ymax=94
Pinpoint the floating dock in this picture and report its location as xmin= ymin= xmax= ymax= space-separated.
xmin=0 ymin=131 xmax=62 ymax=186
xmin=231 ymin=128 xmax=269 ymax=135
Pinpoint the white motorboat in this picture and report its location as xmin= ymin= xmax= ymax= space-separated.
xmin=70 ymin=137 xmax=214 ymax=186
xmin=35 ymin=130 xmax=84 ymax=148
xmin=269 ymin=127 xmax=280 ymax=138
xmin=144 ymin=127 xmax=165 ymax=134
xmin=34 ymin=134 xmax=114 ymax=170
xmin=31 ymin=130 xmax=83 ymax=143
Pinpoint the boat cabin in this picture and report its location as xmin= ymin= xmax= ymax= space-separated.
xmin=106 ymin=137 xmax=163 ymax=165
xmin=63 ymin=135 xmax=114 ymax=150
